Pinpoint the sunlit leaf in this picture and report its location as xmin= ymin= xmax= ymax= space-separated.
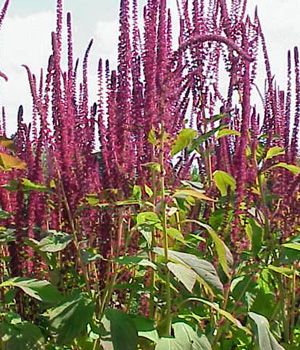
xmin=249 ymin=312 xmax=285 ymax=350
xmin=154 ymin=248 xmax=223 ymax=294
xmin=28 ymin=231 xmax=74 ymax=253
xmin=0 ymin=136 xmax=16 ymax=151
xmin=171 ymin=128 xmax=198 ymax=156
xmin=167 ymin=262 xmax=196 ymax=292
xmin=216 ymin=128 xmax=240 ymax=139
xmin=268 ymin=162 xmax=300 ymax=175
xmin=0 ymin=152 xmax=26 ymax=170
xmin=174 ymin=189 xmax=215 ymax=202
xmin=184 ymin=219 xmax=233 ymax=277
xmin=155 ymin=323 xmax=211 ymax=350
xmin=0 ymin=277 xmax=63 ymax=303
xmin=213 ymin=170 xmax=236 ymax=196
xmin=265 ymin=146 xmax=285 ymax=160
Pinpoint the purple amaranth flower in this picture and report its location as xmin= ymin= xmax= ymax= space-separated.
xmin=291 ymin=47 xmax=300 ymax=163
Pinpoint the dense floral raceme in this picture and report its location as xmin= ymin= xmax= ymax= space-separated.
xmin=0 ymin=0 xmax=300 ymax=348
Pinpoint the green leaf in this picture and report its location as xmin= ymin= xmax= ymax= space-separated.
xmin=246 ymin=218 xmax=263 ymax=255
xmin=114 ymin=256 xmax=157 ymax=270
xmin=0 ymin=319 xmax=44 ymax=350
xmin=184 ymin=220 xmax=233 ymax=277
xmin=0 ymin=136 xmax=17 ymax=151
xmin=268 ymin=162 xmax=300 ymax=175
xmin=181 ymin=180 xmax=204 ymax=191
xmin=154 ymin=248 xmax=223 ymax=294
xmin=0 ymin=153 xmax=27 ymax=170
xmin=265 ymin=147 xmax=285 ymax=160
xmin=167 ymin=262 xmax=196 ymax=292
xmin=249 ymin=312 xmax=285 ymax=350
xmin=137 ymin=212 xmax=160 ymax=226
xmin=174 ymin=189 xmax=215 ymax=202
xmin=282 ymin=242 xmax=300 ymax=251
xmin=28 ymin=231 xmax=74 ymax=253
xmin=267 ymin=265 xmax=294 ymax=278
xmin=145 ymin=184 xmax=154 ymax=198
xmin=191 ymin=124 xmax=228 ymax=148
xmin=155 ymin=323 xmax=211 ymax=350
xmin=216 ymin=128 xmax=240 ymax=139
xmin=148 ymin=128 xmax=158 ymax=145
xmin=213 ymin=170 xmax=236 ymax=196
xmin=166 ymin=228 xmax=185 ymax=243
xmin=141 ymin=162 xmax=161 ymax=172
xmin=203 ymin=113 xmax=229 ymax=125
xmin=0 ymin=277 xmax=63 ymax=303
xmin=21 ymin=178 xmax=50 ymax=192
xmin=133 ymin=185 xmax=142 ymax=201
xmin=187 ymin=298 xmax=250 ymax=333
xmin=81 ymin=249 xmax=104 ymax=263
xmin=171 ymin=129 xmax=198 ymax=156
xmin=0 ymin=210 xmax=14 ymax=219
xmin=131 ymin=316 xmax=159 ymax=343
xmin=48 ymin=293 xmax=94 ymax=344
xmin=0 ymin=228 xmax=15 ymax=244
xmin=102 ymin=309 xmax=138 ymax=350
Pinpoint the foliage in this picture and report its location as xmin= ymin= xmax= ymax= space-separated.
xmin=0 ymin=0 xmax=299 ymax=349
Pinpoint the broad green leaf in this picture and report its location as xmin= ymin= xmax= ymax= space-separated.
xmin=103 ymin=309 xmax=138 ymax=350
xmin=21 ymin=178 xmax=50 ymax=192
xmin=268 ymin=162 xmax=300 ymax=175
xmin=213 ymin=170 xmax=236 ymax=196
xmin=48 ymin=293 xmax=94 ymax=344
xmin=131 ymin=316 xmax=159 ymax=343
xmin=0 ymin=152 xmax=26 ymax=170
xmin=249 ymin=312 xmax=285 ymax=350
xmin=29 ymin=231 xmax=74 ymax=253
xmin=0 ymin=319 xmax=44 ymax=350
xmin=154 ymin=248 xmax=223 ymax=294
xmin=171 ymin=129 xmax=198 ymax=156
xmin=265 ymin=147 xmax=285 ymax=160
xmin=184 ymin=220 xmax=233 ymax=277
xmin=137 ymin=211 xmax=160 ymax=226
xmin=166 ymin=227 xmax=185 ymax=242
xmin=114 ymin=256 xmax=157 ymax=270
xmin=174 ymin=189 xmax=215 ymax=202
xmin=245 ymin=218 xmax=263 ymax=255
xmin=282 ymin=242 xmax=300 ymax=251
xmin=167 ymin=262 xmax=196 ymax=292
xmin=267 ymin=265 xmax=294 ymax=278
xmin=216 ymin=128 xmax=240 ymax=139
xmin=0 ymin=277 xmax=63 ymax=303
xmin=155 ymin=323 xmax=211 ymax=350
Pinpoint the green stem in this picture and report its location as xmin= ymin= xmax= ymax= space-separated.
xmin=159 ymin=127 xmax=172 ymax=336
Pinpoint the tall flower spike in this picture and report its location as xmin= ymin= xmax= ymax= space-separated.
xmin=116 ymin=0 xmax=133 ymax=182
xmin=291 ymin=47 xmax=300 ymax=163
xmin=0 ymin=0 xmax=10 ymax=30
